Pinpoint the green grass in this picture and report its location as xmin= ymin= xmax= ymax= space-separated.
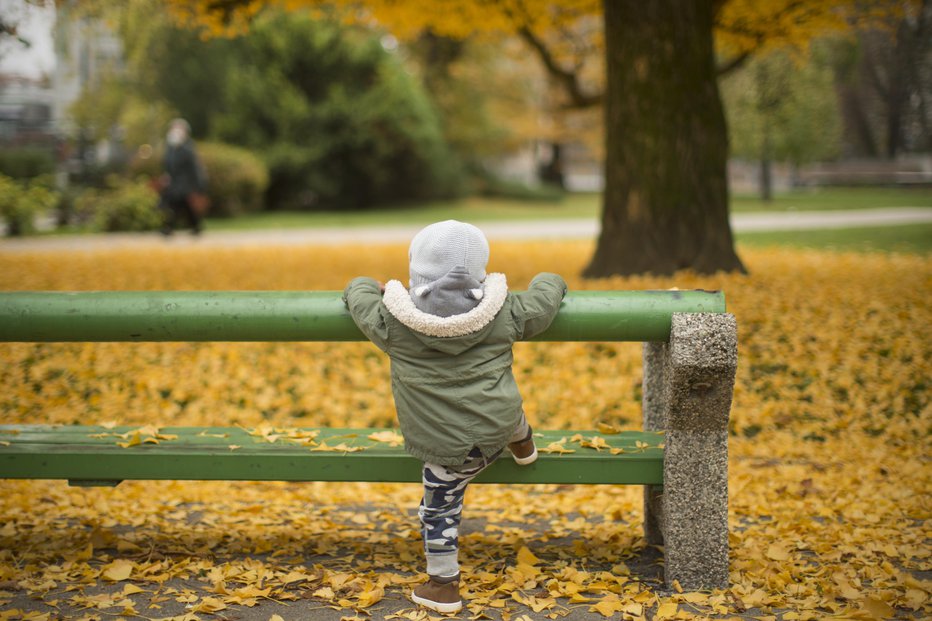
xmin=205 ymin=194 xmax=595 ymax=231
xmin=729 ymin=186 xmax=932 ymax=212
xmin=736 ymin=223 xmax=932 ymax=253
xmin=205 ymin=187 xmax=931 ymax=231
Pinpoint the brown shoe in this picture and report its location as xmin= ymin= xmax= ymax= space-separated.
xmin=411 ymin=574 xmax=462 ymax=613
xmin=508 ymin=427 xmax=538 ymax=465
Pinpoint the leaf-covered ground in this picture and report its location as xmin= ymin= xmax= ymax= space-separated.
xmin=0 ymin=242 xmax=929 ymax=621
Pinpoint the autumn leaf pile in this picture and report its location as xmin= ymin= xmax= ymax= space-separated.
xmin=0 ymin=241 xmax=928 ymax=621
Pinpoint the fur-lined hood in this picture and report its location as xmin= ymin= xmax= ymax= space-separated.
xmin=382 ymin=273 xmax=508 ymax=352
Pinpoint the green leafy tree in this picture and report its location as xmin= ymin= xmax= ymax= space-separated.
xmin=209 ymin=11 xmax=462 ymax=209
xmin=67 ymin=3 xmax=462 ymax=210
xmin=723 ymin=48 xmax=843 ymax=199
xmin=214 ymin=12 xmax=460 ymax=209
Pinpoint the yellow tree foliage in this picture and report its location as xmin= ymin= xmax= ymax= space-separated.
xmin=163 ymin=0 xmax=915 ymax=83
xmin=154 ymin=0 xmax=900 ymax=174
xmin=166 ymin=0 xmax=599 ymax=40
xmin=716 ymin=0 xmax=918 ymax=75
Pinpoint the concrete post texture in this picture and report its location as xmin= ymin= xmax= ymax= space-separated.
xmin=641 ymin=312 xmax=738 ymax=590
xmin=641 ymin=341 xmax=666 ymax=546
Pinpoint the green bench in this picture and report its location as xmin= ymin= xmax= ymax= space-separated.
xmin=0 ymin=290 xmax=736 ymax=590
xmin=0 ymin=425 xmax=664 ymax=486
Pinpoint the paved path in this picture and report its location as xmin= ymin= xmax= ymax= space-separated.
xmin=1 ymin=207 xmax=930 ymax=253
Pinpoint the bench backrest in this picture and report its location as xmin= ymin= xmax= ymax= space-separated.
xmin=0 ymin=290 xmax=725 ymax=343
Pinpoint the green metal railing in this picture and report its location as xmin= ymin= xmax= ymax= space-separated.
xmin=0 ymin=290 xmax=725 ymax=343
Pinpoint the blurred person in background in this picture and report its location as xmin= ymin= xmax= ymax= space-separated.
xmin=158 ymin=118 xmax=208 ymax=236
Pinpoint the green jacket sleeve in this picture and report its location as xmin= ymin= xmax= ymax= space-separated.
xmin=511 ymin=272 xmax=568 ymax=340
xmin=342 ymin=277 xmax=390 ymax=351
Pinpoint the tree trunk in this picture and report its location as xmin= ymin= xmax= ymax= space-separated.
xmin=584 ymin=0 xmax=745 ymax=277
xmin=885 ymin=19 xmax=914 ymax=158
xmin=836 ymin=80 xmax=880 ymax=157
xmin=760 ymin=122 xmax=773 ymax=202
xmin=539 ymin=142 xmax=565 ymax=189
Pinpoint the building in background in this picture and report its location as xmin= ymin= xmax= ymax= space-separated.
xmin=0 ymin=73 xmax=55 ymax=147
xmin=0 ymin=0 xmax=56 ymax=150
xmin=0 ymin=1 xmax=123 ymax=179
xmin=51 ymin=3 xmax=122 ymax=135
xmin=52 ymin=2 xmax=123 ymax=174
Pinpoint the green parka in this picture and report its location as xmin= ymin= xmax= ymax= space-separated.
xmin=343 ymin=272 xmax=567 ymax=465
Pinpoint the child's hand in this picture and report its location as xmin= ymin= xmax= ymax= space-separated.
xmin=377 ymin=281 xmax=386 ymax=294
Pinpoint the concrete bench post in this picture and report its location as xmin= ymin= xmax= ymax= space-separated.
xmin=642 ymin=312 xmax=737 ymax=590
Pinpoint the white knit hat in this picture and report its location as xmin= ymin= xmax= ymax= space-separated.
xmin=407 ymin=220 xmax=490 ymax=317
xmin=409 ymin=220 xmax=489 ymax=288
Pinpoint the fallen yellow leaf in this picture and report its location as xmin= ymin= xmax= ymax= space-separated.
xmin=311 ymin=442 xmax=365 ymax=453
xmin=540 ymin=440 xmax=575 ymax=454
xmin=357 ymin=584 xmax=384 ymax=608
xmin=517 ymin=546 xmax=540 ymax=566
xmin=191 ymin=596 xmax=227 ymax=613
xmin=623 ymin=601 xmax=643 ymax=616
xmin=117 ymin=432 xmax=141 ymax=448
xmin=589 ymin=594 xmax=624 ymax=617
xmin=766 ymin=543 xmax=790 ymax=561
xmin=656 ymin=601 xmax=678 ymax=619
xmin=101 ymin=559 xmax=134 ymax=582
xmin=368 ymin=430 xmax=404 ymax=446
xmin=596 ymin=422 xmax=621 ymax=434
xmin=580 ymin=436 xmax=609 ymax=451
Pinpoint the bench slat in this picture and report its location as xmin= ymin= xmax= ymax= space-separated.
xmin=0 ymin=290 xmax=725 ymax=343
xmin=0 ymin=426 xmax=663 ymax=485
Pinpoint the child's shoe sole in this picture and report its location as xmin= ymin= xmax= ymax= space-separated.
xmin=411 ymin=591 xmax=463 ymax=613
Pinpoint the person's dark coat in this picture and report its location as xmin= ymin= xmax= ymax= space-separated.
xmin=162 ymin=141 xmax=206 ymax=202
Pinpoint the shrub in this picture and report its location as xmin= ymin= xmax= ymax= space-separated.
xmin=0 ymin=148 xmax=56 ymax=179
xmin=197 ymin=143 xmax=268 ymax=216
xmin=0 ymin=174 xmax=57 ymax=236
xmin=77 ymin=180 xmax=162 ymax=232
xmin=472 ymin=169 xmax=565 ymax=202
xmin=212 ymin=12 xmax=464 ymax=210
xmin=130 ymin=142 xmax=269 ymax=217
xmin=52 ymin=185 xmax=92 ymax=228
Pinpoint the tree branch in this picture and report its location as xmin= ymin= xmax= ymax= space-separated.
xmin=713 ymin=0 xmax=813 ymax=76
xmin=717 ymin=51 xmax=751 ymax=76
xmin=205 ymin=0 xmax=252 ymax=25
xmin=516 ymin=25 xmax=602 ymax=109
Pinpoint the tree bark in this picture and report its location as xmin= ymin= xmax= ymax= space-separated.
xmin=835 ymin=79 xmax=880 ymax=157
xmin=584 ymin=0 xmax=745 ymax=277
xmin=760 ymin=126 xmax=773 ymax=203
xmin=884 ymin=19 xmax=915 ymax=158
xmin=756 ymin=60 xmax=776 ymax=203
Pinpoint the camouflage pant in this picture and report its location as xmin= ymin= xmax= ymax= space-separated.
xmin=418 ymin=413 xmax=530 ymax=577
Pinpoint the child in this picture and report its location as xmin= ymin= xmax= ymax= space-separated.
xmin=343 ymin=220 xmax=566 ymax=613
